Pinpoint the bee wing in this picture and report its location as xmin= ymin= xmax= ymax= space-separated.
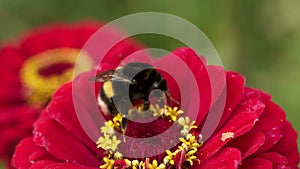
xmin=91 ymin=70 xmax=115 ymax=82
xmin=111 ymin=75 xmax=133 ymax=83
xmin=91 ymin=70 xmax=135 ymax=84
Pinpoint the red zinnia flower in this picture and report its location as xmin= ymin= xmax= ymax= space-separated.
xmin=0 ymin=21 xmax=144 ymax=168
xmin=12 ymin=48 xmax=299 ymax=168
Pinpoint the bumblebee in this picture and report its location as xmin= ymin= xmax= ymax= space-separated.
xmin=94 ymin=62 xmax=173 ymax=133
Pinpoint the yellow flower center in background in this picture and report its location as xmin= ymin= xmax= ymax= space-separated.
xmin=20 ymin=48 xmax=93 ymax=107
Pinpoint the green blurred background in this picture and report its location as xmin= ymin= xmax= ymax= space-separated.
xmin=0 ymin=0 xmax=299 ymax=168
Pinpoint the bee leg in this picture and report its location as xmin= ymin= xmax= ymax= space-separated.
xmin=121 ymin=116 xmax=127 ymax=143
xmin=109 ymin=98 xmax=119 ymax=115
xmin=143 ymin=96 xmax=150 ymax=111
xmin=120 ymin=99 xmax=128 ymax=134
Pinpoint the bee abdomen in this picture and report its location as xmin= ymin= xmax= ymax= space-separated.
xmin=99 ymin=86 xmax=118 ymax=115
xmin=97 ymin=94 xmax=109 ymax=115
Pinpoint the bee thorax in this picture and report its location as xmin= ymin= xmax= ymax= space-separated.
xmin=103 ymin=81 xmax=114 ymax=98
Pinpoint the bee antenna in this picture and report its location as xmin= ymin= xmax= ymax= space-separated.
xmin=170 ymin=97 xmax=180 ymax=105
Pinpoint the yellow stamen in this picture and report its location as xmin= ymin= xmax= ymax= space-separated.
xmin=162 ymin=106 xmax=183 ymax=122
xmin=177 ymin=133 xmax=201 ymax=166
xmin=114 ymin=151 xmax=123 ymax=160
xmin=96 ymin=104 xmax=203 ymax=168
xmin=100 ymin=121 xmax=115 ymax=136
xmin=164 ymin=150 xmax=176 ymax=165
xmin=150 ymin=104 xmax=163 ymax=117
xmin=148 ymin=159 xmax=166 ymax=169
xmin=100 ymin=157 xmax=114 ymax=169
xmin=178 ymin=117 xmax=197 ymax=131
xmin=113 ymin=114 xmax=123 ymax=128
xmin=96 ymin=135 xmax=121 ymax=152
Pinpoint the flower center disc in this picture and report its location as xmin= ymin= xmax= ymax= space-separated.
xmin=20 ymin=48 xmax=93 ymax=107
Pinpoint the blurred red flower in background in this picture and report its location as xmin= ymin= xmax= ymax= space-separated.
xmin=0 ymin=21 xmax=144 ymax=168
xmin=12 ymin=48 xmax=299 ymax=168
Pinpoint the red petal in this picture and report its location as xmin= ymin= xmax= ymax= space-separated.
xmin=83 ymin=25 xmax=145 ymax=67
xmin=216 ymin=71 xmax=245 ymax=130
xmin=253 ymin=118 xmax=283 ymax=154
xmin=200 ymin=71 xmax=246 ymax=142
xmin=260 ymin=99 xmax=286 ymax=123
xmin=0 ymin=83 xmax=22 ymax=105
xmin=158 ymin=47 xmax=211 ymax=126
xmin=198 ymin=106 xmax=260 ymax=160
xmin=257 ymin=152 xmax=289 ymax=169
xmin=33 ymin=113 xmax=100 ymax=167
xmin=271 ymin=121 xmax=299 ymax=168
xmin=114 ymin=160 xmax=127 ymax=169
xmin=234 ymin=98 xmax=265 ymax=117
xmin=144 ymin=158 xmax=150 ymax=169
xmin=71 ymin=71 xmax=107 ymax=141
xmin=0 ymin=105 xmax=39 ymax=157
xmin=207 ymin=66 xmax=226 ymax=107
xmin=242 ymin=88 xmax=271 ymax=102
xmin=239 ymin=158 xmax=273 ymax=169
xmin=192 ymin=147 xmax=241 ymax=169
xmin=228 ymin=130 xmax=265 ymax=159
xmin=28 ymin=147 xmax=59 ymax=164
xmin=47 ymin=82 xmax=103 ymax=155
xmin=198 ymin=97 xmax=265 ymax=160
xmin=12 ymin=137 xmax=41 ymax=169
xmin=152 ymin=53 xmax=183 ymax=107
xmin=0 ymin=45 xmax=26 ymax=72
xmin=199 ymin=66 xmax=226 ymax=138
xmin=29 ymin=160 xmax=55 ymax=169
xmin=102 ymin=38 xmax=146 ymax=67
xmin=42 ymin=163 xmax=98 ymax=169
xmin=21 ymin=23 xmax=76 ymax=56
xmin=252 ymin=100 xmax=286 ymax=154
xmin=72 ymin=21 xmax=103 ymax=48
xmin=0 ymin=45 xmax=25 ymax=103
xmin=174 ymin=149 xmax=186 ymax=168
